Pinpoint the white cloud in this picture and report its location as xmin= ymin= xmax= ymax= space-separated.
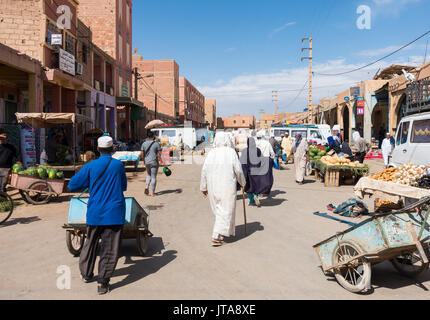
xmin=198 ymin=57 xmax=420 ymax=118
xmin=269 ymin=22 xmax=296 ymax=38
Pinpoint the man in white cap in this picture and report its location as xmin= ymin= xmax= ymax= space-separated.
xmin=69 ymin=135 xmax=127 ymax=295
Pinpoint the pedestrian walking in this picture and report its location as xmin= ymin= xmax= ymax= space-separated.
xmin=68 ymin=135 xmax=127 ymax=295
xmin=200 ymin=132 xmax=246 ymax=247
xmin=240 ymin=137 xmax=274 ymax=207
xmin=288 ymin=133 xmax=309 ymax=185
xmin=352 ymin=131 xmax=371 ymax=163
xmin=141 ymin=131 xmax=162 ymax=197
xmin=0 ymin=133 xmax=18 ymax=192
xmin=281 ymin=133 xmax=294 ymax=163
xmin=381 ymin=133 xmax=393 ymax=167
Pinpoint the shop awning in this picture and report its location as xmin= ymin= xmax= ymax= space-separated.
xmin=15 ymin=113 xmax=93 ymax=128
xmin=116 ymin=97 xmax=144 ymax=108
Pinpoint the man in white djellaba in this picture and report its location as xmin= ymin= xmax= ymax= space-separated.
xmin=200 ymin=132 xmax=246 ymax=247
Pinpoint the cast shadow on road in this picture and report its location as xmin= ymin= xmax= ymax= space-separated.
xmin=224 ymin=222 xmax=264 ymax=244
xmin=156 ymin=189 xmax=183 ymax=196
xmin=0 ymin=216 xmax=41 ymax=228
xmin=320 ymin=261 xmax=430 ymax=294
xmin=110 ymin=237 xmax=177 ymax=291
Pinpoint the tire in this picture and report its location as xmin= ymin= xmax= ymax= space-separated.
xmin=391 ymin=249 xmax=430 ymax=278
xmin=66 ymin=230 xmax=85 ymax=257
xmin=136 ymin=230 xmax=149 ymax=257
xmin=0 ymin=192 xmax=14 ymax=225
xmin=24 ymin=180 xmax=53 ymax=205
xmin=332 ymin=240 xmax=372 ymax=293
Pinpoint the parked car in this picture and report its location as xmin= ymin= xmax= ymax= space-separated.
xmin=389 ymin=112 xmax=430 ymax=167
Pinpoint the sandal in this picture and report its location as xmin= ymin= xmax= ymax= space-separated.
xmin=211 ymin=239 xmax=224 ymax=247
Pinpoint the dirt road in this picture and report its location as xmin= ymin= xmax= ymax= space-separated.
xmin=1 ymin=159 xmax=429 ymax=300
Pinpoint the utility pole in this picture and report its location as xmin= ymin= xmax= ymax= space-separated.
xmin=301 ymin=37 xmax=313 ymax=122
xmin=272 ymin=91 xmax=278 ymax=114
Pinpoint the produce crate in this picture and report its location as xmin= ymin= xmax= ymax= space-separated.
xmin=324 ymin=169 xmax=340 ymax=187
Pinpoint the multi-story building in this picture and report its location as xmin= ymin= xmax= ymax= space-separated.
xmin=132 ymin=57 xmax=179 ymax=128
xmin=79 ymin=0 xmax=141 ymax=141
xmin=0 ymin=0 xmax=93 ymax=116
xmin=179 ymin=77 xmax=205 ymax=128
xmin=217 ymin=114 xmax=256 ymax=130
xmin=205 ymin=99 xmax=216 ymax=130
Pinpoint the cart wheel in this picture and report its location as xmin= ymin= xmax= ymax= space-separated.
xmin=137 ymin=230 xmax=150 ymax=257
xmin=66 ymin=230 xmax=85 ymax=257
xmin=0 ymin=192 xmax=14 ymax=225
xmin=332 ymin=240 xmax=371 ymax=293
xmin=24 ymin=180 xmax=53 ymax=205
xmin=391 ymin=249 xmax=430 ymax=278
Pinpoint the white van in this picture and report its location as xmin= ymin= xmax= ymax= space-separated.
xmin=389 ymin=112 xmax=430 ymax=167
xmin=270 ymin=124 xmax=330 ymax=145
xmin=151 ymin=127 xmax=197 ymax=150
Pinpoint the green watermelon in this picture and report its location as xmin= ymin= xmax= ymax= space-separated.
xmin=12 ymin=163 xmax=24 ymax=174
xmin=56 ymin=172 xmax=64 ymax=180
xmin=48 ymin=169 xmax=57 ymax=180
xmin=27 ymin=167 xmax=38 ymax=177
xmin=37 ymin=167 xmax=48 ymax=179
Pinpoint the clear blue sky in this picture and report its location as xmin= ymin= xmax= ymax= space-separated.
xmin=133 ymin=0 xmax=430 ymax=117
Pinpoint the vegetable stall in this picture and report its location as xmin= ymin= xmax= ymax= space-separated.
xmin=312 ymin=152 xmax=370 ymax=187
xmin=354 ymin=164 xmax=430 ymax=212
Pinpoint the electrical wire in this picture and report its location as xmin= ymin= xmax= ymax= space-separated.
xmin=314 ymin=28 xmax=430 ymax=76
xmin=278 ymin=79 xmax=309 ymax=112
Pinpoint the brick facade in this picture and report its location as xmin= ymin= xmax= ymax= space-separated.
xmin=179 ymin=77 xmax=205 ymax=128
xmin=132 ymin=57 xmax=180 ymax=121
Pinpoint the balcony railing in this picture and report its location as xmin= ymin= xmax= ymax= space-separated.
xmin=406 ymin=76 xmax=430 ymax=115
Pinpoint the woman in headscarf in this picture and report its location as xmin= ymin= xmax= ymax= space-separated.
xmin=200 ymin=132 xmax=246 ymax=246
xmin=352 ymin=131 xmax=371 ymax=163
xmin=240 ymin=137 xmax=274 ymax=207
xmin=288 ymin=133 xmax=309 ymax=185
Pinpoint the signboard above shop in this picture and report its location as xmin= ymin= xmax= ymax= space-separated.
xmin=50 ymin=34 xmax=63 ymax=46
xmin=59 ymin=48 xmax=75 ymax=76
xmin=357 ymin=100 xmax=365 ymax=107
xmin=350 ymin=87 xmax=360 ymax=98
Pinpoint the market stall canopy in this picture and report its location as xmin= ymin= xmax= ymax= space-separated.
xmin=145 ymin=119 xmax=165 ymax=129
xmin=15 ymin=113 xmax=93 ymax=128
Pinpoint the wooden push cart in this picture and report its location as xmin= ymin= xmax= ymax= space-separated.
xmin=63 ymin=197 xmax=153 ymax=257
xmin=313 ymin=197 xmax=430 ymax=293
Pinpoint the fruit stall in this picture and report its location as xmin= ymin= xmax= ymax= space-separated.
xmin=10 ymin=113 xmax=93 ymax=205
xmin=354 ymin=164 xmax=430 ymax=212
xmin=10 ymin=164 xmax=66 ymax=205
xmin=313 ymin=153 xmax=370 ymax=187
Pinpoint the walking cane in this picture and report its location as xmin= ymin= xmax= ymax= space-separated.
xmin=241 ymin=187 xmax=248 ymax=236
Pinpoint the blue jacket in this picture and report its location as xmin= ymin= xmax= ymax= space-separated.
xmin=69 ymin=154 xmax=127 ymax=226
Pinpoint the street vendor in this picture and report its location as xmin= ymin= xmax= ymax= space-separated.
xmin=0 ymin=133 xmax=18 ymax=192
xmin=352 ymin=131 xmax=371 ymax=163
xmin=46 ymin=132 xmax=58 ymax=164
xmin=68 ymin=135 xmax=127 ymax=295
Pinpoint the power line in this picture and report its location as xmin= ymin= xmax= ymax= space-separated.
xmin=314 ymin=28 xmax=430 ymax=76
xmin=278 ymin=79 xmax=309 ymax=112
